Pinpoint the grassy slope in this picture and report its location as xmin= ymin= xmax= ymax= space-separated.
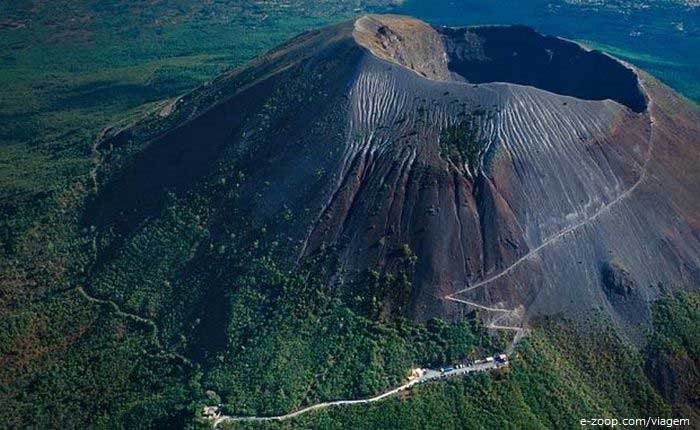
xmin=0 ymin=288 xmax=195 ymax=429
xmin=218 ymin=294 xmax=700 ymax=430
xmin=199 ymin=255 xmax=500 ymax=418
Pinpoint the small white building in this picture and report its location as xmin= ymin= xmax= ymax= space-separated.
xmin=203 ymin=406 xmax=220 ymax=419
xmin=408 ymin=367 xmax=425 ymax=380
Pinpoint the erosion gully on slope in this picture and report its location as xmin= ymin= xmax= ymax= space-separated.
xmin=445 ymin=76 xmax=657 ymax=335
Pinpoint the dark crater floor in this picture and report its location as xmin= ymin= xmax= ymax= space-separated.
xmin=438 ymin=25 xmax=647 ymax=113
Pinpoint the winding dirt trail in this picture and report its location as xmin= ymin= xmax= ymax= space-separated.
xmin=214 ymin=379 xmax=421 ymax=425
xmin=211 ymin=359 xmax=507 ymax=427
xmin=78 ymin=125 xmax=192 ymax=366
xmin=443 ymin=81 xmax=657 ymax=364
xmin=76 ymin=286 xmax=192 ymax=365
xmin=448 ymin=98 xmax=656 ymax=300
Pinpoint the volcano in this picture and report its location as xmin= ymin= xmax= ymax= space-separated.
xmin=89 ymin=15 xmax=700 ymax=337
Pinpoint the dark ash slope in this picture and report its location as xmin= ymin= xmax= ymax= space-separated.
xmin=87 ymin=15 xmax=700 ymax=345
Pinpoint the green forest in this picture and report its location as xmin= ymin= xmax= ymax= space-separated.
xmin=1 ymin=1 xmax=699 ymax=429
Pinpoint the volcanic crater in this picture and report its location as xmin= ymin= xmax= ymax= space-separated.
xmin=90 ymin=15 xmax=700 ymax=341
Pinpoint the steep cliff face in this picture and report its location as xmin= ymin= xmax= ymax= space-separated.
xmin=88 ymin=15 xmax=700 ymax=337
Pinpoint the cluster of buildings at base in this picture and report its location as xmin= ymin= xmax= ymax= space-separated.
xmin=438 ymin=353 xmax=508 ymax=374
xmin=202 ymin=353 xmax=510 ymax=420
